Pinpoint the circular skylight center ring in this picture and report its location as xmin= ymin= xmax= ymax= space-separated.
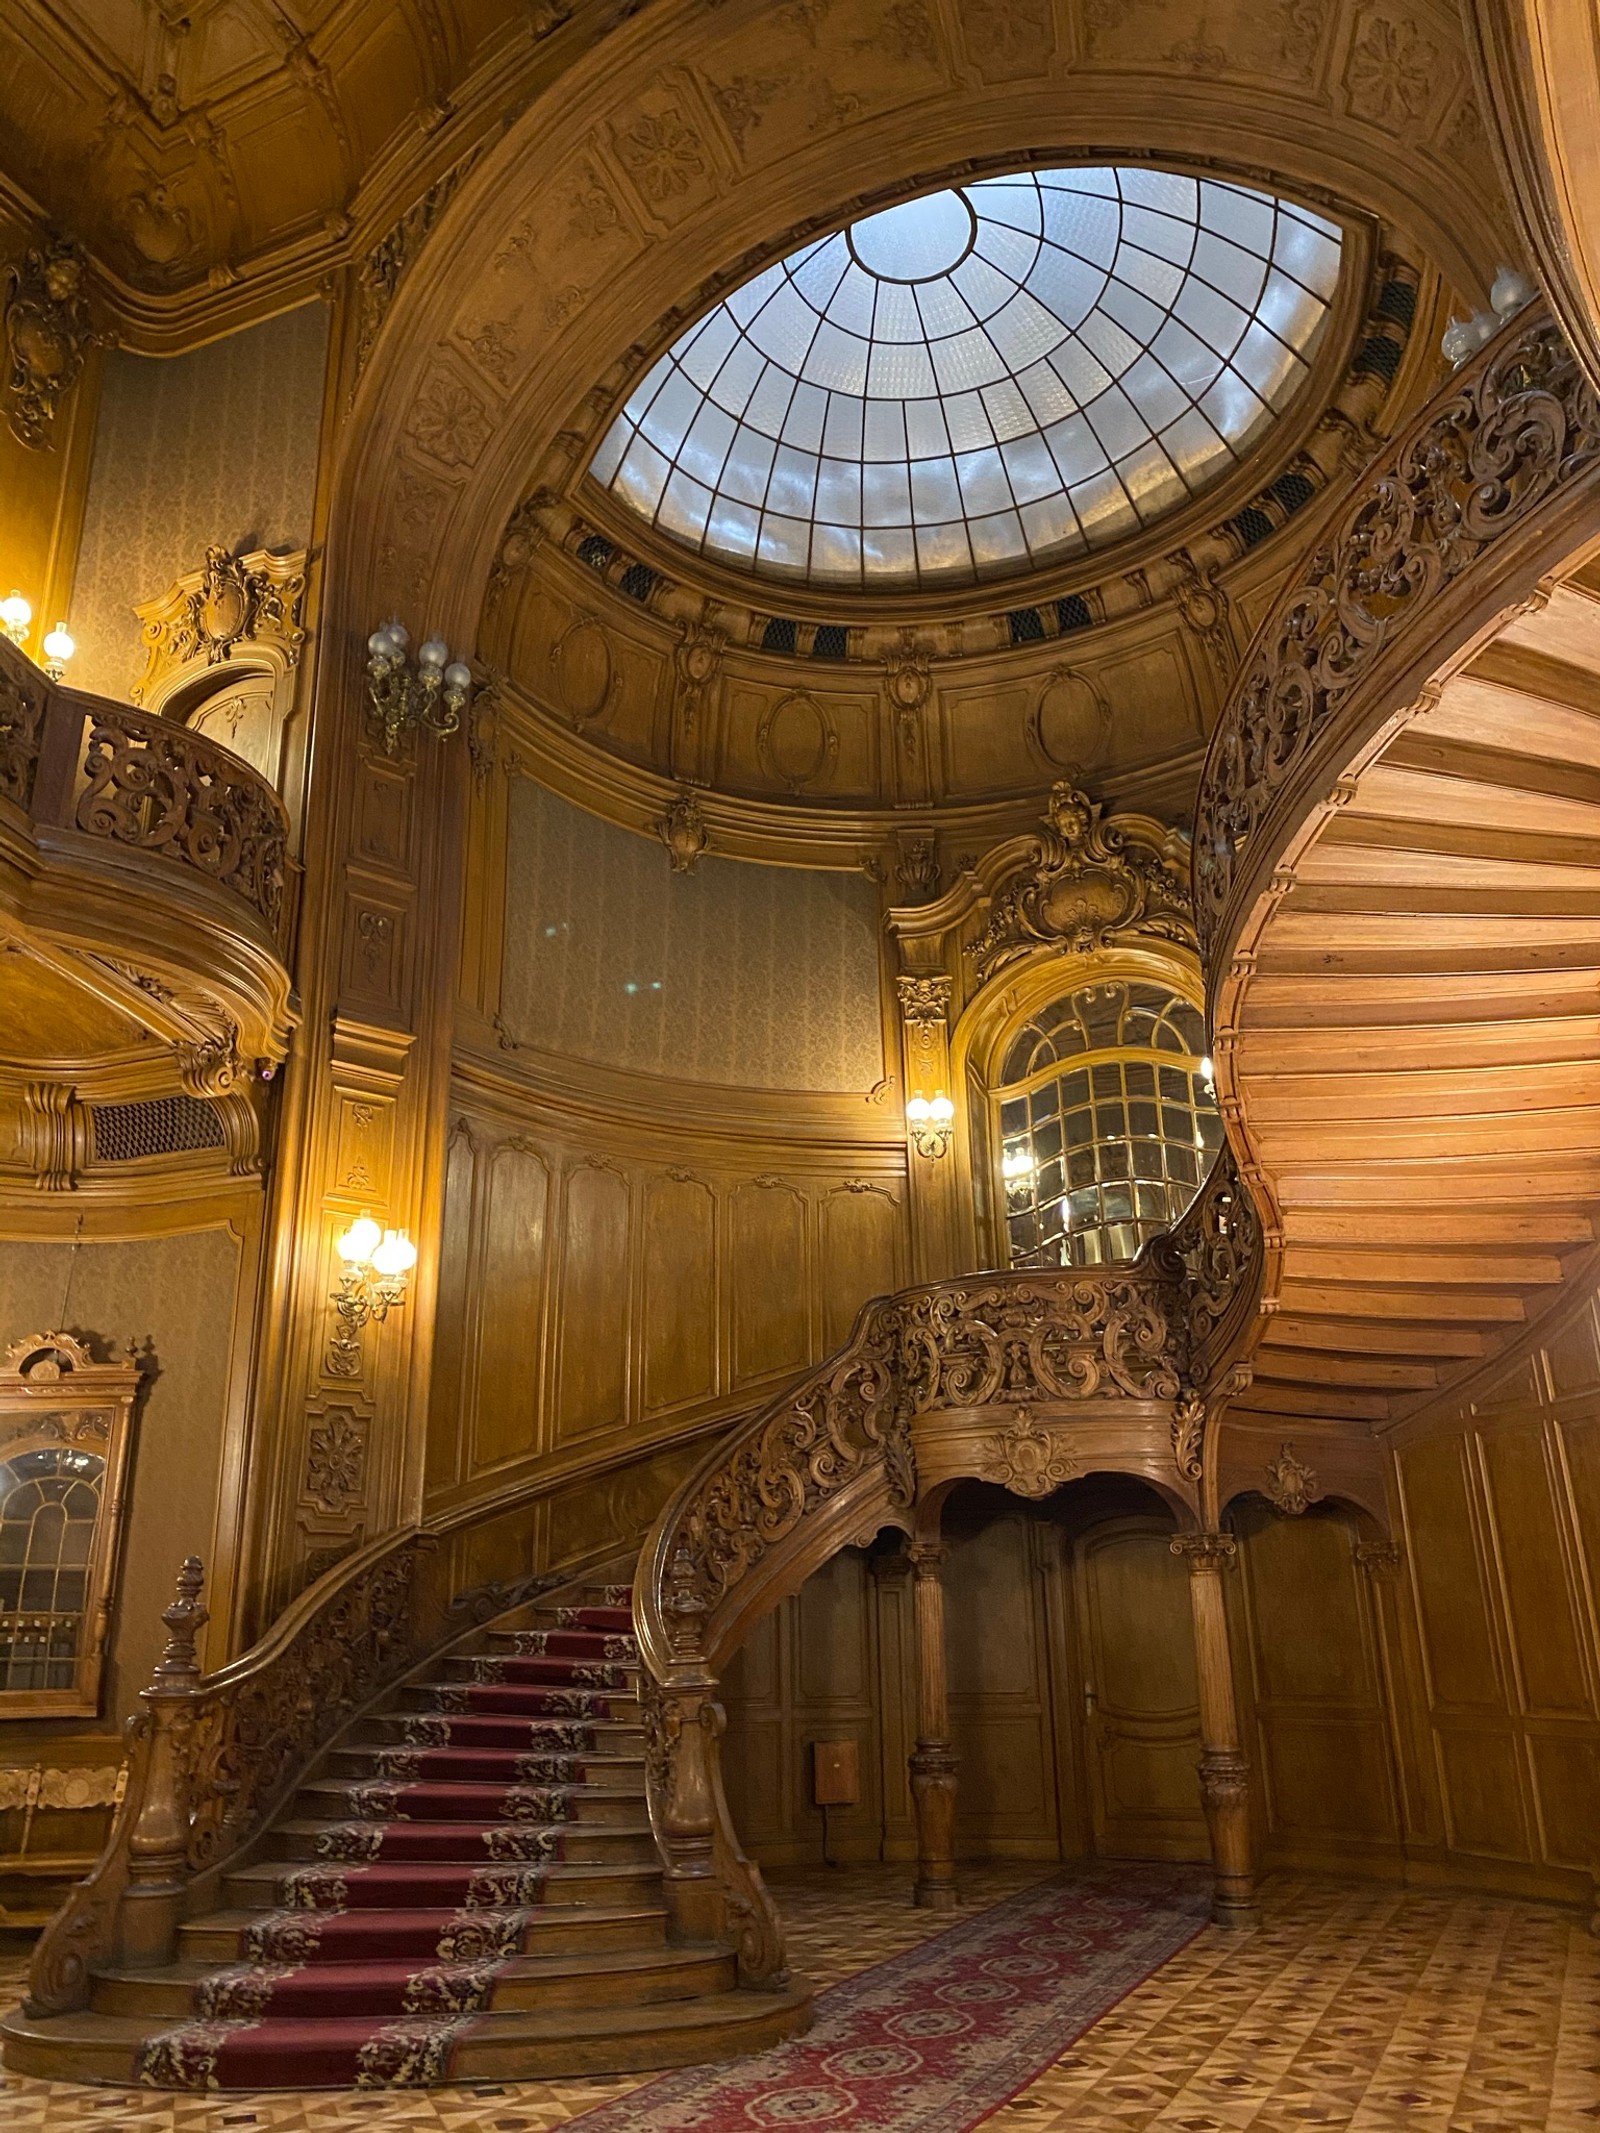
xmin=847 ymin=190 xmax=978 ymax=283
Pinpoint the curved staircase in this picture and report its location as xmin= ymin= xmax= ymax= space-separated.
xmin=3 ymin=1583 xmax=809 ymax=2089
xmin=1200 ymin=304 xmax=1600 ymax=1429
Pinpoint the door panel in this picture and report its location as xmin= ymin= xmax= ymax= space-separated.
xmin=1073 ymin=1518 xmax=1207 ymax=1860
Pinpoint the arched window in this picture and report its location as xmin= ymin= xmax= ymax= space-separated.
xmin=995 ymin=978 xmax=1220 ymax=1268
xmin=0 ymin=1445 xmax=106 ymax=1693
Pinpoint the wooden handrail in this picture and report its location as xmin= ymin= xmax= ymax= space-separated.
xmin=1195 ymin=304 xmax=1600 ymax=972
xmin=632 ymin=1147 xmax=1262 ymax=1984
xmin=26 ymin=1531 xmax=429 ymax=2015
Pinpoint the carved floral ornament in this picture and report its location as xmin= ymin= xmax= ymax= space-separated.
xmin=980 ymin=1406 xmax=1078 ymax=1497
xmin=132 ymin=548 xmax=307 ymax=707
xmin=3 ymin=238 xmax=95 ymax=450
xmin=967 ymin=782 xmax=1195 ymax=981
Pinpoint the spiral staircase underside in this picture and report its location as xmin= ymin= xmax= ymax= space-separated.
xmin=1222 ymin=567 xmax=1600 ymax=1429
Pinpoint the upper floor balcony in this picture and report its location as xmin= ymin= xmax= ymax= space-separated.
xmin=0 ymin=637 xmax=296 ymax=1190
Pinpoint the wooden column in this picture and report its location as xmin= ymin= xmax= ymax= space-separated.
xmin=907 ymin=1539 xmax=959 ymax=1909
xmin=1172 ymin=1531 xmax=1257 ymax=1926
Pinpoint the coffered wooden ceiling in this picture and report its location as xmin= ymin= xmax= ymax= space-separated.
xmin=0 ymin=0 xmax=527 ymax=292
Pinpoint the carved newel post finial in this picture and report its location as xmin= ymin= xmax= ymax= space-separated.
xmin=124 ymin=1558 xmax=209 ymax=1970
xmin=152 ymin=1555 xmax=208 ymax=1684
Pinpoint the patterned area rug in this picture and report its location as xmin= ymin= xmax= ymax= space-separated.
xmin=563 ymin=1862 xmax=1210 ymax=2131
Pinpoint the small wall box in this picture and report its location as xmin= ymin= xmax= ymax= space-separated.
xmin=811 ymin=1739 xmax=860 ymax=1807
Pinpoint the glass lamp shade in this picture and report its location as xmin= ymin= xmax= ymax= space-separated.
xmin=443 ymin=661 xmax=473 ymax=691
xmin=418 ymin=639 xmax=449 ymax=669
xmin=905 ymin=1095 xmax=932 ymax=1124
xmin=371 ymin=1229 xmax=418 ymax=1277
xmin=0 ymin=591 xmax=32 ymax=640
xmin=336 ymin=1215 xmax=383 ymax=1266
xmin=42 ymin=623 xmax=75 ymax=667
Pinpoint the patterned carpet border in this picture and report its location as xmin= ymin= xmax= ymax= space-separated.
xmin=567 ymin=1863 xmax=1210 ymax=2131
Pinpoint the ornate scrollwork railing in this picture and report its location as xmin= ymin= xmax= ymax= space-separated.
xmin=1195 ymin=307 xmax=1600 ymax=963
xmin=0 ymin=638 xmax=289 ymax=943
xmin=26 ymin=1536 xmax=431 ymax=2017
xmin=634 ymin=1149 xmax=1261 ymax=1984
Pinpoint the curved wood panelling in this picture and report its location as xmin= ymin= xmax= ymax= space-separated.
xmin=1202 ymin=306 xmax=1600 ymax=1433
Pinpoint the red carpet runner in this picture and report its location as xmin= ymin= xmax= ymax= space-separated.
xmin=137 ymin=1592 xmax=641 ymax=2090
xmin=565 ymin=1863 xmax=1210 ymax=2132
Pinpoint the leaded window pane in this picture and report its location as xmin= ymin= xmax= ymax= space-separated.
xmin=996 ymin=979 xmax=1219 ymax=1270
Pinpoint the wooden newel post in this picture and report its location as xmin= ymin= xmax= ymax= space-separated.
xmin=1172 ymin=1531 xmax=1257 ymax=1927
xmin=907 ymin=1539 xmax=959 ymax=1910
xmin=120 ymin=1556 xmax=207 ymax=1969
xmin=649 ymin=1548 xmax=725 ymax=1947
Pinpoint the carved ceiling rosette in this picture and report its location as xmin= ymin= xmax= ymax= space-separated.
xmin=969 ymin=781 xmax=1196 ymax=982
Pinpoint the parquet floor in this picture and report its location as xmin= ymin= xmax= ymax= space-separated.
xmin=0 ymin=1866 xmax=1595 ymax=2131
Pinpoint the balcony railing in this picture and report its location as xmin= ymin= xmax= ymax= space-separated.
xmin=0 ymin=640 xmax=289 ymax=946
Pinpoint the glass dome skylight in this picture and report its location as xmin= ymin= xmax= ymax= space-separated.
xmin=588 ymin=167 xmax=1343 ymax=592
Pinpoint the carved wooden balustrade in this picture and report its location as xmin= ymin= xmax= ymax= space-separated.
xmin=25 ymin=1535 xmax=432 ymax=2017
xmin=633 ymin=1146 xmax=1262 ymax=1984
xmin=0 ymin=637 xmax=289 ymax=945
xmin=1195 ymin=304 xmax=1600 ymax=970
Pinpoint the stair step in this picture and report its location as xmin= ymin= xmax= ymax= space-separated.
xmin=180 ymin=1899 xmax=670 ymax=1964
xmin=0 ymin=1982 xmax=810 ymax=2089
xmin=91 ymin=1941 xmax=737 ymax=2020
xmin=272 ymin=1819 xmax=657 ymax=1864
xmin=221 ymin=1857 xmax=663 ymax=1913
xmin=296 ymin=1779 xmax=646 ymax=1825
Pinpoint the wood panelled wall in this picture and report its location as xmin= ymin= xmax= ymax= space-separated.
xmin=720 ymin=1393 xmax=1600 ymax=1913
xmin=1377 ymin=1281 xmax=1600 ymax=1910
xmin=721 ymin=1481 xmax=1213 ymax=1872
xmin=423 ymin=1066 xmax=909 ymax=1515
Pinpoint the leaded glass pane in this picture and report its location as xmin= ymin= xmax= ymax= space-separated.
xmin=590 ymin=168 xmax=1341 ymax=589
xmin=995 ymin=980 xmax=1219 ymax=1270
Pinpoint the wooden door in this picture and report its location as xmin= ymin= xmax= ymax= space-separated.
xmin=1072 ymin=1516 xmax=1208 ymax=1860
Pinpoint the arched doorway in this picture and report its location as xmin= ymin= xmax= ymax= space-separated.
xmin=718 ymin=1477 xmax=1209 ymax=1874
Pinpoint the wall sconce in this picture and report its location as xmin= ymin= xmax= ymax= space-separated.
xmin=1 ymin=592 xmax=31 ymax=649
xmin=328 ymin=1214 xmax=418 ymax=1375
xmin=906 ymin=1090 xmax=955 ymax=1160
xmin=365 ymin=619 xmax=473 ymax=757
xmin=41 ymin=622 xmax=75 ymax=681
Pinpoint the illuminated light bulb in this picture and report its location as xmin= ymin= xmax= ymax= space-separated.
xmin=371 ymin=1229 xmax=418 ymax=1277
xmin=905 ymin=1095 xmax=931 ymax=1124
xmin=1002 ymin=1145 xmax=1033 ymax=1181
xmin=929 ymin=1093 xmax=954 ymax=1123
xmin=336 ymin=1215 xmax=383 ymax=1266
xmin=41 ymin=622 xmax=74 ymax=679
xmin=0 ymin=591 xmax=31 ymax=646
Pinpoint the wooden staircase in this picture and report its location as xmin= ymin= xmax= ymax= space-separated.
xmin=3 ymin=1583 xmax=810 ymax=2088
xmin=1225 ymin=572 xmax=1600 ymax=1430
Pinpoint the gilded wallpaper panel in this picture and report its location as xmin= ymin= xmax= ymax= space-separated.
xmin=69 ymin=303 xmax=329 ymax=699
xmin=501 ymin=778 xmax=884 ymax=1092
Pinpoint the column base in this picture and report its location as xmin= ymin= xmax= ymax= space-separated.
xmin=1210 ymin=1891 xmax=1260 ymax=1929
xmin=913 ymin=1880 xmax=959 ymax=1911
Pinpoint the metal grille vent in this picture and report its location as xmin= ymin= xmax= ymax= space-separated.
xmin=94 ymin=1096 xmax=225 ymax=1163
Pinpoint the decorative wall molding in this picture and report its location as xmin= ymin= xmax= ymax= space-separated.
xmin=3 ymin=238 xmax=95 ymax=450
xmin=131 ymin=547 xmax=307 ymax=709
xmin=1263 ymin=1442 xmax=1322 ymax=1517
xmin=967 ymin=782 xmax=1195 ymax=981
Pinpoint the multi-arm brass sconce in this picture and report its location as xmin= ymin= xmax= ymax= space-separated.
xmin=327 ymin=1215 xmax=418 ymax=1376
